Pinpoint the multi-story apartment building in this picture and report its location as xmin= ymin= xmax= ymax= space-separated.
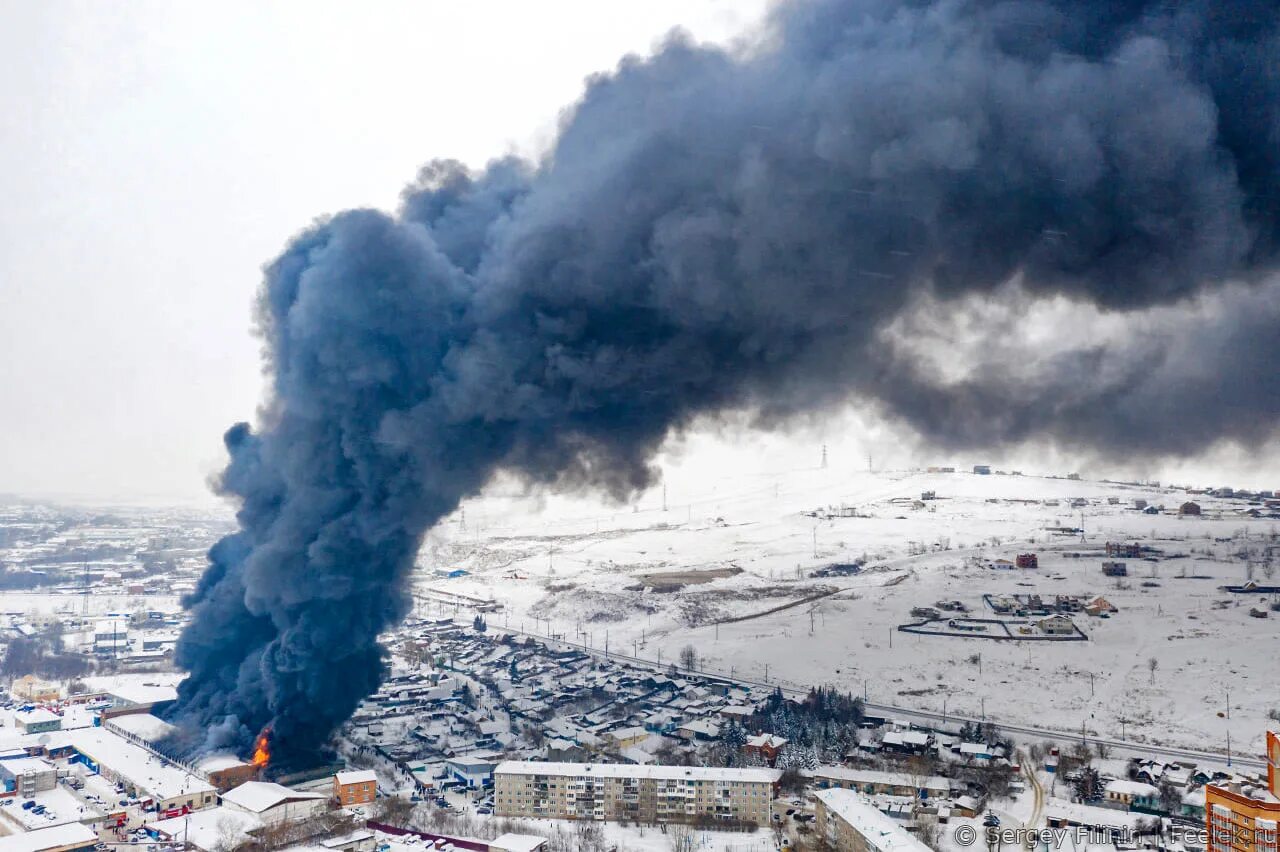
xmin=1206 ymin=732 xmax=1280 ymax=852
xmin=814 ymin=788 xmax=933 ymax=852
xmin=494 ymin=762 xmax=780 ymax=825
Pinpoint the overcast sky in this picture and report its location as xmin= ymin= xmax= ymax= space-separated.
xmin=3 ymin=1 xmax=1275 ymax=506
xmin=0 ymin=1 xmax=770 ymax=503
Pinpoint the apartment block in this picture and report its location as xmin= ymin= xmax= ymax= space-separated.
xmin=1205 ymin=732 xmax=1280 ymax=852
xmin=494 ymin=761 xmax=780 ymax=825
xmin=814 ymin=788 xmax=933 ymax=852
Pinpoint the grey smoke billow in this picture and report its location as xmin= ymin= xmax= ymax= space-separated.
xmin=167 ymin=0 xmax=1280 ymax=765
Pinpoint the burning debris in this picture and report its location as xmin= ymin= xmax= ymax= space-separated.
xmin=166 ymin=0 xmax=1280 ymax=766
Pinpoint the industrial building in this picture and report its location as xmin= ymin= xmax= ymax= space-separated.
xmin=0 ymin=757 xmax=57 ymax=797
xmin=221 ymin=781 xmax=328 ymax=826
xmin=494 ymin=761 xmax=780 ymax=825
xmin=0 ymin=823 xmax=97 ymax=852
xmin=63 ymin=727 xmax=216 ymax=814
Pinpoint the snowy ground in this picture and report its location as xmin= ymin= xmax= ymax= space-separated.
xmin=416 ymin=455 xmax=1279 ymax=759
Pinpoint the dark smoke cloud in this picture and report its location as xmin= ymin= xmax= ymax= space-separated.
xmin=167 ymin=0 xmax=1280 ymax=765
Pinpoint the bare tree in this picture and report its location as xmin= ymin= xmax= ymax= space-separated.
xmin=679 ymin=644 xmax=698 ymax=671
xmin=1147 ymin=657 xmax=1159 ymax=684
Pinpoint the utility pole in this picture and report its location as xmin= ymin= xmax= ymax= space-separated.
xmin=662 ymin=484 xmax=667 ymax=512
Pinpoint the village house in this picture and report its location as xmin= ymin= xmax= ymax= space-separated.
xmin=1103 ymin=779 xmax=1161 ymax=812
xmin=1037 ymin=615 xmax=1077 ymax=636
xmin=1085 ymin=596 xmax=1118 ymax=616
xmin=743 ymin=734 xmax=788 ymax=765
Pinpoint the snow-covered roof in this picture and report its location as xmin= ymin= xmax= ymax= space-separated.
xmin=108 ymin=712 xmax=175 ymax=741
xmin=490 ymin=834 xmax=548 ymax=852
xmin=0 ymin=822 xmax=97 ymax=852
xmin=147 ymin=806 xmax=261 ymax=849
xmin=197 ymin=754 xmax=251 ymax=773
xmin=0 ymin=756 xmax=54 ymax=776
xmin=221 ymin=781 xmax=325 ymax=813
xmin=1105 ymin=779 xmax=1160 ymax=798
xmin=14 ymin=709 xmax=59 ymax=725
xmin=495 ymin=761 xmax=781 ymax=784
xmin=335 ymin=770 xmax=377 ymax=786
xmin=809 ymin=766 xmax=951 ymax=791
xmin=65 ymin=727 xmax=214 ymax=802
xmin=107 ymin=683 xmax=178 ymax=706
xmin=815 ymin=789 xmax=932 ymax=852
xmin=1045 ymin=800 xmax=1143 ymax=831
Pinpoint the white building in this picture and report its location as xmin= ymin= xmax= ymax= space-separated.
xmin=814 ymin=788 xmax=933 ymax=852
xmin=220 ymin=781 xmax=327 ymax=826
xmin=0 ymin=823 xmax=97 ymax=852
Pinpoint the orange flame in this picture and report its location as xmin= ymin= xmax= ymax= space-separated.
xmin=251 ymin=729 xmax=271 ymax=768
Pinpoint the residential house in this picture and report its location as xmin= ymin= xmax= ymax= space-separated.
xmin=743 ymin=734 xmax=787 ymax=766
xmin=333 ymin=770 xmax=377 ymax=806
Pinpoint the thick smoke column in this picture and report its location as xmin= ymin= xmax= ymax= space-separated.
xmin=168 ymin=0 xmax=1280 ymax=765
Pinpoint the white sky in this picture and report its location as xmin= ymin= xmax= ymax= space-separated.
xmin=0 ymin=0 xmax=770 ymax=503
xmin=1 ymin=1 xmax=1274 ymax=505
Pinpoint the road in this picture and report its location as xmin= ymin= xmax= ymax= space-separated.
xmin=487 ymin=624 xmax=1267 ymax=771
xmin=1024 ymin=750 xmax=1045 ymax=831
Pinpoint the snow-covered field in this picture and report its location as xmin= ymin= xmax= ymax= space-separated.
xmin=417 ymin=452 xmax=1279 ymax=759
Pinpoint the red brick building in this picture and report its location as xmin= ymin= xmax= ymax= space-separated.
xmin=333 ymin=770 xmax=377 ymax=806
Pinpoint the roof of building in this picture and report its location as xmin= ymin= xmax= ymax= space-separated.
xmin=809 ymin=766 xmax=951 ymax=790
xmin=64 ymin=728 xmax=214 ymax=802
xmin=1105 ymin=779 xmax=1160 ymax=797
xmin=494 ymin=761 xmax=781 ymax=784
xmin=107 ymin=712 xmax=175 ymax=742
xmin=815 ymin=789 xmax=933 ymax=852
xmin=146 ymin=806 xmax=261 ymax=851
xmin=15 ymin=709 xmax=60 ymax=725
xmin=0 ymin=756 xmax=55 ymax=775
xmin=107 ymin=683 xmax=178 ymax=706
xmin=1045 ymin=800 xmax=1143 ymax=831
xmin=334 ymin=770 xmax=377 ymax=786
xmin=319 ymin=830 xmax=375 ymax=850
xmin=221 ymin=781 xmax=325 ymax=813
xmin=0 ymin=822 xmax=97 ymax=852
xmin=489 ymin=834 xmax=548 ymax=852
xmin=196 ymin=754 xmax=251 ymax=774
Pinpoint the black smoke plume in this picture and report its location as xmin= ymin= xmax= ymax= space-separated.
xmin=167 ymin=0 xmax=1280 ymax=765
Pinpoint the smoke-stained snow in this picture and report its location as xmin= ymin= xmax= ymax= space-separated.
xmin=167 ymin=0 xmax=1280 ymax=765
